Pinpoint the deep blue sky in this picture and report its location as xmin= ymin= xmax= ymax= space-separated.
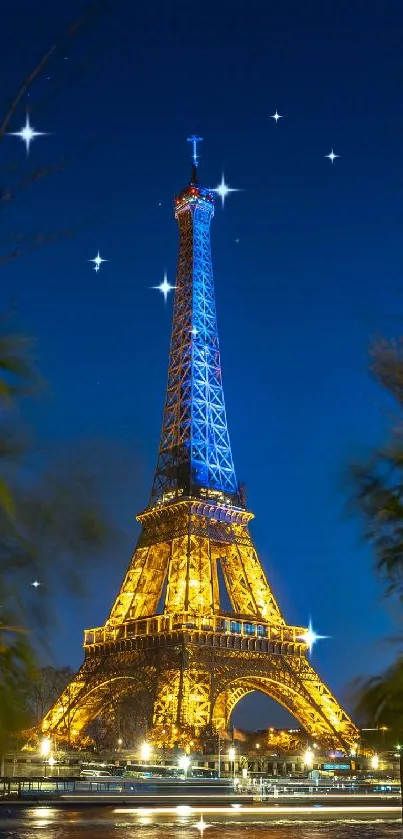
xmin=2 ymin=0 xmax=402 ymax=729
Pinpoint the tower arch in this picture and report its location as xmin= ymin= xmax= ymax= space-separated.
xmin=212 ymin=674 xmax=349 ymax=748
xmin=42 ymin=671 xmax=154 ymax=744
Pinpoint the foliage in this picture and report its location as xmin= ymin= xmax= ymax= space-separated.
xmin=1 ymin=446 xmax=118 ymax=606
xmin=352 ymin=339 xmax=403 ymax=598
xmin=0 ymin=616 xmax=36 ymax=749
xmin=0 ymin=324 xmax=125 ymax=753
xmin=0 ymin=322 xmax=37 ymax=515
xmin=0 ymin=7 xmax=118 ymax=755
xmin=353 ymin=339 xmax=403 ymax=730
xmin=355 ymin=656 xmax=403 ymax=733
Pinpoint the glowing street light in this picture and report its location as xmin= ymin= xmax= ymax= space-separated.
xmin=228 ymin=746 xmax=236 ymax=784
xmin=179 ymin=755 xmax=191 ymax=777
xmin=40 ymin=737 xmax=51 ymax=777
xmin=303 ymin=748 xmax=314 ymax=769
xmin=141 ymin=742 xmax=151 ymax=762
xmin=40 ymin=738 xmax=51 ymax=757
xmin=371 ymin=754 xmax=379 ymax=770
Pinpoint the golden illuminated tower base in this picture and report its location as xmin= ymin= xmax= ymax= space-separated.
xmin=42 ymin=500 xmax=358 ymax=751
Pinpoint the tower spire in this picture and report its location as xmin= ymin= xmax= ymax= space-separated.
xmin=150 ymin=140 xmax=240 ymax=507
xmin=187 ymin=135 xmax=203 ymax=184
xmin=187 ymin=134 xmax=203 ymax=168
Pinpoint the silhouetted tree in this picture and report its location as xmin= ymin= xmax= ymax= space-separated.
xmin=0 ymin=324 xmax=121 ymax=754
xmin=83 ymin=690 xmax=152 ymax=754
xmin=23 ymin=666 xmax=75 ymax=726
xmin=353 ymin=339 xmax=403 ymax=732
xmin=0 ymin=5 xmax=120 ymax=757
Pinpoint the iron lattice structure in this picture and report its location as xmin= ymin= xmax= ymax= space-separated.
xmin=42 ymin=162 xmax=358 ymax=751
xmin=150 ymin=171 xmax=239 ymax=507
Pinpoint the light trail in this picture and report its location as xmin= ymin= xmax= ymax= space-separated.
xmin=112 ymin=804 xmax=401 ymax=815
xmin=63 ymin=791 xmax=401 ymax=801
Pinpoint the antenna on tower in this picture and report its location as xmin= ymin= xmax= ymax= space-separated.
xmin=187 ymin=135 xmax=203 ymax=168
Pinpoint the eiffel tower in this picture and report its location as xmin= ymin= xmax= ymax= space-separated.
xmin=42 ymin=141 xmax=358 ymax=751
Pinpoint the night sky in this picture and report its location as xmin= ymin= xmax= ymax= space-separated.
xmin=3 ymin=0 xmax=402 ymax=729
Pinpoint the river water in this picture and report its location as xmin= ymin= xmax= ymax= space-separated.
xmin=0 ymin=809 xmax=400 ymax=839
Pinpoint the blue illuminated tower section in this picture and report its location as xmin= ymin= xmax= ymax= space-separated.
xmin=150 ymin=162 xmax=241 ymax=507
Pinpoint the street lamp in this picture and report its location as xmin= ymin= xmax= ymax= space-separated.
xmin=395 ymin=745 xmax=403 ymax=827
xmin=141 ymin=742 xmax=151 ymax=763
xmin=371 ymin=754 xmax=379 ymax=771
xmin=303 ymin=748 xmax=314 ymax=770
xmin=179 ymin=755 xmax=191 ymax=777
xmin=40 ymin=738 xmax=51 ymax=778
xmin=48 ymin=756 xmax=56 ymax=775
xmin=40 ymin=738 xmax=51 ymax=757
xmin=229 ymin=746 xmax=236 ymax=784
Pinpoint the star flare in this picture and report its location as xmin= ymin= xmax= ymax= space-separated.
xmin=9 ymin=113 xmax=46 ymax=155
xmin=153 ymin=272 xmax=176 ymax=302
xmin=195 ymin=814 xmax=211 ymax=833
xmin=213 ymin=174 xmax=239 ymax=208
xmin=298 ymin=620 xmax=328 ymax=654
xmin=325 ymin=149 xmax=340 ymax=164
xmin=270 ymin=110 xmax=283 ymax=122
xmin=89 ymin=252 xmax=108 ymax=271
xmin=31 ymin=580 xmax=41 ymax=589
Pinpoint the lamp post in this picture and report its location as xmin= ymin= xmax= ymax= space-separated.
xmin=303 ymin=748 xmax=314 ymax=773
xmin=179 ymin=755 xmax=191 ymax=778
xmin=229 ymin=746 xmax=236 ymax=785
xmin=40 ymin=738 xmax=51 ymax=778
xmin=141 ymin=742 xmax=151 ymax=765
xmin=396 ymin=744 xmax=403 ymax=832
xmin=48 ymin=756 xmax=56 ymax=776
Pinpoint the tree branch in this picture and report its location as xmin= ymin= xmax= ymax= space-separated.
xmin=0 ymin=2 xmax=104 ymax=141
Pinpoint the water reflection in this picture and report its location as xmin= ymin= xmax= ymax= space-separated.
xmin=0 ymin=808 xmax=400 ymax=839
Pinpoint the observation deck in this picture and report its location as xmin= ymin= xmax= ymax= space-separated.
xmin=84 ymin=613 xmax=309 ymax=657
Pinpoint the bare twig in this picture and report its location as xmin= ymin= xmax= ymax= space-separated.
xmin=32 ymin=42 xmax=107 ymax=122
xmin=0 ymin=226 xmax=74 ymax=264
xmin=0 ymin=133 xmax=112 ymax=211
xmin=0 ymin=2 xmax=103 ymax=141
xmin=0 ymin=44 xmax=59 ymax=141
